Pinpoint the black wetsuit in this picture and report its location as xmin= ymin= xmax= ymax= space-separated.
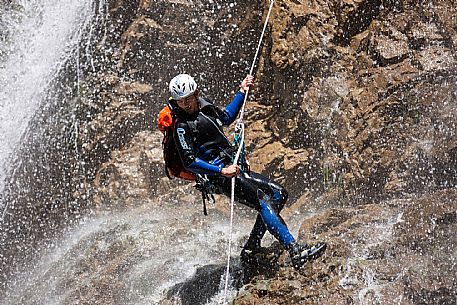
xmin=172 ymin=92 xmax=296 ymax=249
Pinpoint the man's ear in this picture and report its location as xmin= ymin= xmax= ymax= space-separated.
xmin=194 ymin=90 xmax=200 ymax=98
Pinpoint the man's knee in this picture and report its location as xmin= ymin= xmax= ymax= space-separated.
xmin=272 ymin=186 xmax=288 ymax=211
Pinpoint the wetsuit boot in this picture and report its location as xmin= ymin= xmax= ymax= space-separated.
xmin=287 ymin=242 xmax=327 ymax=269
xmin=240 ymin=214 xmax=267 ymax=263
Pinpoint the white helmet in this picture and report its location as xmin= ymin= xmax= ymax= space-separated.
xmin=169 ymin=74 xmax=198 ymax=100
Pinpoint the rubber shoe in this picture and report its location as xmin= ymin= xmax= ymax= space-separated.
xmin=289 ymin=242 xmax=327 ymax=269
xmin=240 ymin=246 xmax=278 ymax=265
xmin=240 ymin=248 xmax=257 ymax=264
xmin=240 ymin=247 xmax=267 ymax=264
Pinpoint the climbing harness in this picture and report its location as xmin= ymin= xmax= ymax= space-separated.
xmin=195 ymin=174 xmax=216 ymax=216
xmin=222 ymin=0 xmax=276 ymax=302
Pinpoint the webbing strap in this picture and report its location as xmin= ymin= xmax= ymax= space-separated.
xmin=222 ymin=0 xmax=275 ymax=302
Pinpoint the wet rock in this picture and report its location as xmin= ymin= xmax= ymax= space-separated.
xmin=80 ymin=0 xmax=457 ymax=303
xmin=164 ymin=264 xmax=232 ymax=305
xmin=162 ymin=244 xmax=283 ymax=305
xmin=231 ymin=190 xmax=456 ymax=304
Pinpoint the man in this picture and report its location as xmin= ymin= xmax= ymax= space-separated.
xmin=166 ymin=73 xmax=326 ymax=269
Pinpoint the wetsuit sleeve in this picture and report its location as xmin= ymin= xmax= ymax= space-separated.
xmin=174 ymin=121 xmax=223 ymax=175
xmin=220 ymin=91 xmax=245 ymax=125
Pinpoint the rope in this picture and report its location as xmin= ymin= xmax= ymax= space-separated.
xmin=222 ymin=0 xmax=275 ymax=303
xmin=237 ymin=0 xmax=275 ymax=126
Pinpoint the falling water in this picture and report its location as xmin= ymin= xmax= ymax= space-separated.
xmin=0 ymin=0 xmax=95 ymax=208
xmin=0 ymin=0 xmax=100 ymax=299
xmin=338 ymin=204 xmax=408 ymax=304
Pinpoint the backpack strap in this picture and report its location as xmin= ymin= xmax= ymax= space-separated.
xmin=162 ymin=127 xmax=175 ymax=180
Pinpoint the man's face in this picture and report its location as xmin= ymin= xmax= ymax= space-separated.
xmin=176 ymin=94 xmax=199 ymax=115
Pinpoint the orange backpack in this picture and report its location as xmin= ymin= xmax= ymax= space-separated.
xmin=157 ymin=105 xmax=196 ymax=181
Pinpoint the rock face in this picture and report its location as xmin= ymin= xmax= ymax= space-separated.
xmin=2 ymin=0 xmax=456 ymax=303
xmin=251 ymin=0 xmax=457 ymax=202
xmin=228 ymin=0 xmax=456 ymax=303
xmin=75 ymin=0 xmax=266 ymax=208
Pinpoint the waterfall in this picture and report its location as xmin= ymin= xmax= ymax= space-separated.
xmin=0 ymin=0 xmax=96 ymax=208
xmin=0 ymin=0 xmax=100 ymax=298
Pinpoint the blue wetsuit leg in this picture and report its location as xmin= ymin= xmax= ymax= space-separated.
xmin=258 ymin=189 xmax=295 ymax=247
xmin=214 ymin=171 xmax=293 ymax=249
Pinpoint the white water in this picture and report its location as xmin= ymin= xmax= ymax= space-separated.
xmin=0 ymin=0 xmax=95 ymax=203
xmin=338 ymin=208 xmax=406 ymax=305
xmin=1 ymin=200 xmax=258 ymax=304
